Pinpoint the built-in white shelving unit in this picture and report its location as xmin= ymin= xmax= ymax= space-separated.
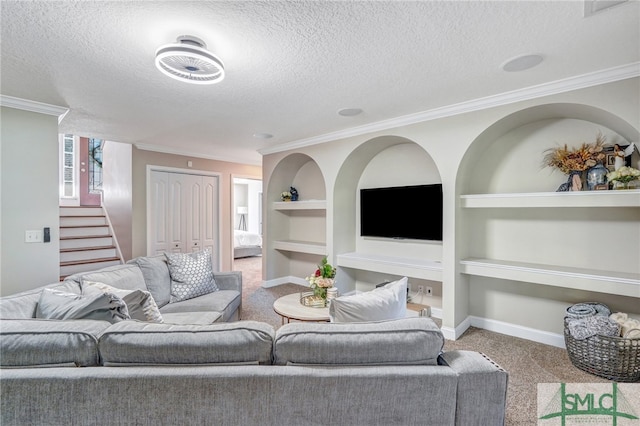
xmin=460 ymin=190 xmax=640 ymax=208
xmin=273 ymin=200 xmax=327 ymax=210
xmin=272 ymin=200 xmax=327 ymax=256
xmin=460 ymin=257 xmax=640 ymax=297
xmin=337 ymin=252 xmax=443 ymax=282
xmin=460 ymin=190 xmax=640 ymax=298
xmin=273 ymin=240 xmax=327 ymax=255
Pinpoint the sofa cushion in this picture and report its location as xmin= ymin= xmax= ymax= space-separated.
xmin=83 ymin=281 xmax=163 ymax=323
xmin=99 ymin=320 xmax=275 ymax=366
xmin=0 ymin=319 xmax=110 ymax=367
xmin=127 ymin=255 xmax=171 ymax=307
xmin=161 ymin=311 xmax=222 ymax=324
xmin=273 ymin=317 xmax=444 ymax=366
xmin=65 ymin=264 xmax=147 ymax=293
xmin=159 ymin=290 xmax=240 ymax=322
xmin=329 ymin=277 xmax=407 ymax=323
xmin=35 ymin=288 xmax=130 ymax=323
xmin=0 ymin=281 xmax=81 ymax=319
xmin=166 ymin=249 xmax=218 ymax=303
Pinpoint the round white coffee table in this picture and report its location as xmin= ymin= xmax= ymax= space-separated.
xmin=273 ymin=293 xmax=330 ymax=324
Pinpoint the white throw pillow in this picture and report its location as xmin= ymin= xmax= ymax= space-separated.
xmin=165 ymin=249 xmax=218 ymax=303
xmin=329 ymin=277 xmax=408 ymax=323
xmin=83 ymin=281 xmax=163 ymax=323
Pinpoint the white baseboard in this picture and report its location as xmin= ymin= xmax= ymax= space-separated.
xmin=262 ymin=276 xmax=307 ymax=288
xmin=442 ymin=315 xmax=565 ymax=348
xmin=469 ymin=316 xmax=566 ymax=348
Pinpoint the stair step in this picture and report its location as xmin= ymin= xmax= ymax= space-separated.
xmin=60 ymin=236 xmax=114 ymax=249
xmin=60 ymin=246 xmax=117 ymax=263
xmin=59 ymin=206 xmax=104 ymax=216
xmin=60 ymin=225 xmax=111 ymax=237
xmin=60 ymin=216 xmax=107 ymax=227
xmin=60 ymin=257 xmax=122 ymax=277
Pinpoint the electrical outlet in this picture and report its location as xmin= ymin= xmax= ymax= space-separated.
xmin=426 ymin=286 xmax=433 ymax=296
xmin=417 ymin=285 xmax=424 ymax=293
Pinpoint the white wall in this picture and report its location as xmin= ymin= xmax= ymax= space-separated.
xmin=102 ymin=141 xmax=133 ymax=260
xmin=1 ymin=107 xmax=61 ymax=295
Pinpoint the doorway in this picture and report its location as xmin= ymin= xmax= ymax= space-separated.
xmin=232 ymin=177 xmax=263 ymax=279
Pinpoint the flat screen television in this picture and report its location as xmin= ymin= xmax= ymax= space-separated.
xmin=360 ymin=184 xmax=443 ymax=241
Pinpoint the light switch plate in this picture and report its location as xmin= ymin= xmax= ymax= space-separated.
xmin=25 ymin=230 xmax=43 ymax=243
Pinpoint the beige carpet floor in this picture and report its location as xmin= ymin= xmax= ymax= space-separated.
xmin=233 ymin=256 xmax=611 ymax=425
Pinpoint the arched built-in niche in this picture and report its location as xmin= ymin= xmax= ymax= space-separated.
xmin=265 ymin=153 xmax=327 ymax=284
xmin=456 ymin=103 xmax=640 ymax=340
xmin=333 ymin=135 xmax=443 ymax=297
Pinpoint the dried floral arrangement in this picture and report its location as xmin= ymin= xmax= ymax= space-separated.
xmin=542 ymin=132 xmax=607 ymax=174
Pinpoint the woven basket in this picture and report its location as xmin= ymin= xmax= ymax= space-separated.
xmin=564 ymin=318 xmax=640 ymax=382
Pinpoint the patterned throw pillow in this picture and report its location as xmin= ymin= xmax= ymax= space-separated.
xmin=165 ymin=249 xmax=218 ymax=303
xmin=83 ymin=281 xmax=164 ymax=323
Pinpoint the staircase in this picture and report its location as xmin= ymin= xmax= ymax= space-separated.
xmin=59 ymin=206 xmax=122 ymax=280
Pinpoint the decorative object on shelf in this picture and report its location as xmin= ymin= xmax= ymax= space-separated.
xmin=556 ymin=171 xmax=583 ymax=192
xmin=613 ymin=144 xmax=626 ymax=171
xmin=304 ymin=256 xmax=336 ymax=306
xmin=585 ymin=162 xmax=608 ymax=190
xmin=605 ymin=143 xmax=636 ymax=172
xmin=289 ymin=186 xmax=299 ymax=201
xmin=543 ymin=132 xmax=607 ymax=192
xmin=607 ymin=166 xmax=640 ymax=190
xmin=281 ymin=191 xmax=292 ymax=201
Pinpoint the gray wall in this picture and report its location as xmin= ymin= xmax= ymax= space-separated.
xmin=1 ymin=107 xmax=60 ymax=295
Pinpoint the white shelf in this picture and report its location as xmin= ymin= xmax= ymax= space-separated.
xmin=273 ymin=200 xmax=327 ymax=210
xmin=460 ymin=190 xmax=640 ymax=208
xmin=273 ymin=240 xmax=327 ymax=255
xmin=337 ymin=252 xmax=443 ymax=282
xmin=460 ymin=258 xmax=640 ymax=298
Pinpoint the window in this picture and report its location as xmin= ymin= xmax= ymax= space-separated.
xmin=61 ymin=134 xmax=75 ymax=198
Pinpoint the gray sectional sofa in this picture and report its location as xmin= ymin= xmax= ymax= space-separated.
xmin=0 ymin=256 xmax=508 ymax=426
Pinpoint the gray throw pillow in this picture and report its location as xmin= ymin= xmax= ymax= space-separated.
xmin=165 ymin=249 xmax=218 ymax=303
xmin=83 ymin=281 xmax=164 ymax=323
xmin=36 ymin=288 xmax=130 ymax=323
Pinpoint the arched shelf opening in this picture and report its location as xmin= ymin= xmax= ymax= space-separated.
xmin=265 ymin=153 xmax=328 ymax=283
xmin=456 ymin=102 xmax=640 ymax=334
xmin=332 ymin=135 xmax=444 ymax=305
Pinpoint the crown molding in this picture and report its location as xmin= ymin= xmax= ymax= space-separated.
xmin=135 ymin=143 xmax=261 ymax=166
xmin=259 ymin=62 xmax=640 ymax=155
xmin=0 ymin=95 xmax=68 ymax=119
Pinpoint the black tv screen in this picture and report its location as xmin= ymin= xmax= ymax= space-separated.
xmin=360 ymin=184 xmax=443 ymax=241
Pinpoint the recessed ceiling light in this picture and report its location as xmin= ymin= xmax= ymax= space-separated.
xmin=501 ymin=54 xmax=543 ymax=72
xmin=338 ymin=108 xmax=363 ymax=117
xmin=253 ymin=133 xmax=273 ymax=139
xmin=155 ymin=35 xmax=225 ymax=84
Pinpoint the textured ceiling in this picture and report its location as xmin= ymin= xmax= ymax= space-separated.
xmin=1 ymin=1 xmax=639 ymax=165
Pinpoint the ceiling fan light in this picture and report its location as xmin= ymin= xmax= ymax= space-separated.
xmin=155 ymin=35 xmax=225 ymax=84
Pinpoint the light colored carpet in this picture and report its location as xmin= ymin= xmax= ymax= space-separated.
xmin=233 ymin=256 xmax=610 ymax=425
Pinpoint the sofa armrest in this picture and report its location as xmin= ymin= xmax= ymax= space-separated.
xmin=213 ymin=271 xmax=242 ymax=293
xmin=439 ymin=350 xmax=508 ymax=426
